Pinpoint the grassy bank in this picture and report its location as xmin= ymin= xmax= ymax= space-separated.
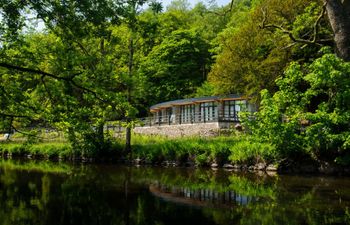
xmin=130 ymin=134 xmax=277 ymax=167
xmin=131 ymin=134 xmax=350 ymax=173
xmin=0 ymin=142 xmax=74 ymax=159
xmin=1 ymin=134 xmax=349 ymax=174
xmin=0 ymin=134 xmax=277 ymax=167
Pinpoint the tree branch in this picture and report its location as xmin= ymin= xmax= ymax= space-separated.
xmin=41 ymin=75 xmax=54 ymax=103
xmin=0 ymin=62 xmax=106 ymax=102
xmin=0 ymin=62 xmax=66 ymax=80
xmin=0 ymin=112 xmax=31 ymax=118
xmin=11 ymin=125 xmax=40 ymax=138
xmin=208 ymin=0 xmax=235 ymax=16
xmin=312 ymin=1 xmax=328 ymax=43
xmin=259 ymin=3 xmax=328 ymax=47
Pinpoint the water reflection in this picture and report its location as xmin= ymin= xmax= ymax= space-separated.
xmin=0 ymin=159 xmax=349 ymax=225
xmin=149 ymin=183 xmax=253 ymax=207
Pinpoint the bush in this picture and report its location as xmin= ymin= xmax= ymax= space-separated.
xmin=240 ymin=52 xmax=350 ymax=166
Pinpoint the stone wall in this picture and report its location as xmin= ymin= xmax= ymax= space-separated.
xmin=134 ymin=122 xmax=225 ymax=137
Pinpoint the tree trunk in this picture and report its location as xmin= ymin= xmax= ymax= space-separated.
xmin=125 ymin=35 xmax=134 ymax=156
xmin=125 ymin=124 xmax=131 ymax=154
xmin=324 ymin=0 xmax=350 ymax=61
xmin=97 ymin=123 xmax=104 ymax=148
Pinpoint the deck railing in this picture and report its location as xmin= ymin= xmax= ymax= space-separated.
xmin=136 ymin=112 xmax=240 ymax=127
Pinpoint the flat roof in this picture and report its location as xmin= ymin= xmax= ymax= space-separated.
xmin=150 ymin=94 xmax=246 ymax=112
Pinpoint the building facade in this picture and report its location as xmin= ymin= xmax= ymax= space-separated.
xmin=134 ymin=95 xmax=256 ymax=137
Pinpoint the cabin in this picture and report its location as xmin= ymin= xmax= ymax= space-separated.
xmin=134 ymin=95 xmax=256 ymax=137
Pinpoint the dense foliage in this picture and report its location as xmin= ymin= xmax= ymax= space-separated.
xmin=0 ymin=0 xmax=350 ymax=167
xmin=0 ymin=1 xmax=229 ymax=154
xmin=241 ymin=51 xmax=350 ymax=165
xmin=208 ymin=0 xmax=332 ymax=97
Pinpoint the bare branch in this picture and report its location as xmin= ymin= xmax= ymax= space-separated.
xmin=260 ymin=3 xmax=328 ymax=47
xmin=312 ymin=1 xmax=328 ymax=43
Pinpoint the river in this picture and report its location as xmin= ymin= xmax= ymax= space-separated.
xmin=0 ymin=159 xmax=349 ymax=225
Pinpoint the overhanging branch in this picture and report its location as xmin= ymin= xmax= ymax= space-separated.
xmin=0 ymin=62 xmax=106 ymax=102
xmin=0 ymin=112 xmax=31 ymax=118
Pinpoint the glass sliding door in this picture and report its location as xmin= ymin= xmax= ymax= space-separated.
xmin=200 ymin=102 xmax=218 ymax=122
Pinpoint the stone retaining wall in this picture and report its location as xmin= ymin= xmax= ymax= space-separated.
xmin=134 ymin=122 xmax=225 ymax=137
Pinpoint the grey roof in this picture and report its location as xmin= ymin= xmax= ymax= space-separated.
xmin=150 ymin=94 xmax=244 ymax=111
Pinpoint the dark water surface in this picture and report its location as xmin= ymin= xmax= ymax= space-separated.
xmin=0 ymin=159 xmax=349 ymax=225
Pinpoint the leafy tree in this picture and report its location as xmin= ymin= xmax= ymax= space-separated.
xmin=244 ymin=50 xmax=350 ymax=165
xmin=221 ymin=0 xmax=350 ymax=62
xmin=139 ymin=29 xmax=211 ymax=105
xmin=1 ymin=26 xmax=129 ymax=152
xmin=208 ymin=0 xmax=332 ymax=98
xmin=0 ymin=0 xmax=172 ymax=155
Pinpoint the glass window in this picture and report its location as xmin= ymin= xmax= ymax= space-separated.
xmin=181 ymin=105 xmax=195 ymax=123
xmin=200 ymin=102 xmax=218 ymax=122
xmin=223 ymin=100 xmax=246 ymax=121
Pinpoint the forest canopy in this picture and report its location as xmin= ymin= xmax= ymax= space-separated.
xmin=0 ymin=0 xmax=350 ymax=165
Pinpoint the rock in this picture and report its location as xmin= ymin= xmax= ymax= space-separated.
xmin=248 ymin=166 xmax=256 ymax=171
xmin=223 ymin=164 xmax=234 ymax=169
xmin=171 ymin=161 xmax=179 ymax=167
xmin=134 ymin=158 xmax=143 ymax=165
xmin=234 ymin=124 xmax=243 ymax=131
xmin=232 ymin=165 xmax=241 ymax=170
xmin=211 ymin=163 xmax=219 ymax=168
xmin=266 ymin=170 xmax=277 ymax=176
xmin=266 ymin=164 xmax=278 ymax=171
xmin=241 ymin=165 xmax=248 ymax=170
xmin=256 ymin=163 xmax=266 ymax=170
xmin=6 ymin=153 xmax=12 ymax=159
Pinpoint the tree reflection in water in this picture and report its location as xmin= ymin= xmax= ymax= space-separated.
xmin=0 ymin=159 xmax=349 ymax=225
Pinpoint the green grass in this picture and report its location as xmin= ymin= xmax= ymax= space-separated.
xmin=0 ymin=133 xmax=278 ymax=166
xmin=0 ymin=142 xmax=73 ymax=159
xmin=130 ymin=134 xmax=277 ymax=166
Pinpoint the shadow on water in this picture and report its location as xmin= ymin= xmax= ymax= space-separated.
xmin=0 ymin=159 xmax=349 ymax=225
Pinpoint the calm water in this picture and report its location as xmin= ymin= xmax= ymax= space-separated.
xmin=0 ymin=159 xmax=349 ymax=225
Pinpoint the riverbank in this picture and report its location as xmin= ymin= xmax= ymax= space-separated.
xmin=1 ymin=135 xmax=349 ymax=175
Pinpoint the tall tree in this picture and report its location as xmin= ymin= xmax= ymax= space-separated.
xmin=139 ymin=29 xmax=211 ymax=105
xmin=0 ymin=1 xmax=134 ymax=154
xmin=119 ymin=0 xmax=162 ymax=154
xmin=208 ymin=0 xmax=332 ymax=98
xmin=324 ymin=0 xmax=350 ymax=61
